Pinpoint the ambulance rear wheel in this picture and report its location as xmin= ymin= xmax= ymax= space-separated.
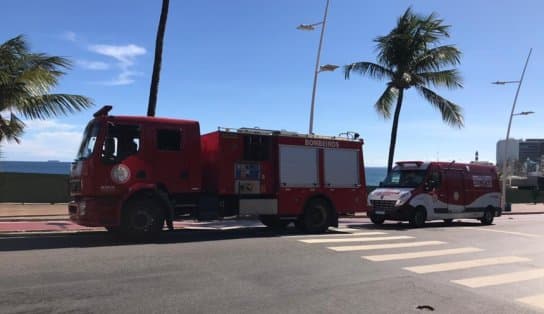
xmin=480 ymin=207 xmax=495 ymax=225
xmin=410 ymin=206 xmax=427 ymax=228
xmin=302 ymin=199 xmax=331 ymax=234
xmin=369 ymin=212 xmax=385 ymax=225
xmin=259 ymin=215 xmax=290 ymax=229
xmin=121 ymin=196 xmax=164 ymax=241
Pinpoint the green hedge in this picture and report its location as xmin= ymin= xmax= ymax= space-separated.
xmin=0 ymin=173 xmax=69 ymax=203
xmin=0 ymin=175 xmax=540 ymax=204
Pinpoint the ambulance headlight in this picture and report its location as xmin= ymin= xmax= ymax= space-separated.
xmin=395 ymin=192 xmax=411 ymax=207
xmin=111 ymin=164 xmax=131 ymax=184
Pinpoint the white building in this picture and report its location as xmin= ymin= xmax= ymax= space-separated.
xmin=496 ymin=139 xmax=520 ymax=168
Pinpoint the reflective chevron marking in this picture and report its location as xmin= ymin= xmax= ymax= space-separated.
xmin=452 ymin=268 xmax=544 ymax=288
xmin=363 ymin=247 xmax=482 ymax=262
xmin=300 ymin=235 xmax=413 ymax=244
xmin=404 ymin=256 xmax=530 ymax=273
xmin=329 ymin=241 xmax=446 ymax=252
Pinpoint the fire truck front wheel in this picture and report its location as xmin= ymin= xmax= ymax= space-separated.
xmin=301 ymin=199 xmax=331 ymax=234
xmin=121 ymin=196 xmax=165 ymax=240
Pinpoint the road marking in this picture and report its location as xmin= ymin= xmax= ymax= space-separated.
xmin=330 ymin=227 xmax=366 ymax=233
xmin=363 ymin=247 xmax=482 ymax=262
xmin=284 ymin=231 xmax=388 ymax=239
xmin=300 ymin=235 xmax=413 ymax=244
xmin=517 ymin=293 xmax=544 ymax=310
xmin=404 ymin=256 xmax=530 ymax=273
xmin=461 ymin=227 xmax=541 ymax=238
xmin=452 ymin=268 xmax=544 ymax=288
xmin=329 ymin=241 xmax=446 ymax=252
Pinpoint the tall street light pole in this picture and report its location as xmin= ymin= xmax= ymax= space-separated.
xmin=297 ymin=0 xmax=336 ymax=135
xmin=493 ymin=48 xmax=533 ymax=211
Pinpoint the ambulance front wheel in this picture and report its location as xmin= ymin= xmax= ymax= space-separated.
xmin=369 ymin=212 xmax=385 ymax=225
xmin=410 ymin=206 xmax=427 ymax=228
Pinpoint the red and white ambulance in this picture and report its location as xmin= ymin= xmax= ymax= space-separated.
xmin=367 ymin=161 xmax=501 ymax=227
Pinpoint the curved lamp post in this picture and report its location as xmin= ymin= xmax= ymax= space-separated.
xmin=297 ymin=0 xmax=337 ymax=135
xmin=492 ymin=48 xmax=533 ymax=210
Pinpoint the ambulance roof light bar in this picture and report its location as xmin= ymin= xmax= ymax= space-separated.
xmin=395 ymin=161 xmax=424 ymax=168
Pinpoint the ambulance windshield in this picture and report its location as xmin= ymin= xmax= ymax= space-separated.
xmin=381 ymin=170 xmax=426 ymax=188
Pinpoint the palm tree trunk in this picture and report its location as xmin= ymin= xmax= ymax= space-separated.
xmin=147 ymin=0 xmax=170 ymax=117
xmin=387 ymin=88 xmax=404 ymax=173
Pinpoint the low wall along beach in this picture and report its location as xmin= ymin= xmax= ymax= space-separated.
xmin=0 ymin=173 xmax=541 ymax=204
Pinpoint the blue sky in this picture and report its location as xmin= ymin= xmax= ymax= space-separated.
xmin=1 ymin=0 xmax=543 ymax=166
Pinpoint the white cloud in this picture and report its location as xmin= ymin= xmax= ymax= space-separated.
xmin=77 ymin=60 xmax=110 ymax=70
xmin=63 ymin=31 xmax=77 ymax=42
xmin=1 ymin=120 xmax=84 ymax=161
xmin=89 ymin=44 xmax=146 ymax=64
xmin=88 ymin=44 xmax=147 ymax=86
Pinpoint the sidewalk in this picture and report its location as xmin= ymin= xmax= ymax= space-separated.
xmin=1 ymin=202 xmax=544 ymax=221
xmin=0 ymin=202 xmax=543 ymax=234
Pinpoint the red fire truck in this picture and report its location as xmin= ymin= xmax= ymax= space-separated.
xmin=69 ymin=106 xmax=367 ymax=239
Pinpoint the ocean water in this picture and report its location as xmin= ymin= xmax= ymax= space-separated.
xmin=0 ymin=161 xmax=387 ymax=186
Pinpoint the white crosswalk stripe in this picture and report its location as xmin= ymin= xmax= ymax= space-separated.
xmin=404 ymin=256 xmax=530 ymax=273
xmin=363 ymin=247 xmax=482 ymax=262
xmin=284 ymin=231 xmax=388 ymax=239
xmin=300 ymin=235 xmax=413 ymax=244
xmin=517 ymin=293 xmax=544 ymax=311
xmin=452 ymin=268 xmax=544 ymax=288
xmin=329 ymin=241 xmax=446 ymax=252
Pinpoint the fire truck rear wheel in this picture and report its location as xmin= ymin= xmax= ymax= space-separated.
xmin=121 ymin=196 xmax=165 ymax=240
xmin=480 ymin=207 xmax=495 ymax=225
xmin=302 ymin=199 xmax=331 ymax=234
xmin=258 ymin=215 xmax=290 ymax=229
xmin=410 ymin=206 xmax=427 ymax=228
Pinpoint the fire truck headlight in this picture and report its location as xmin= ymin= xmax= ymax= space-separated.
xmin=111 ymin=164 xmax=131 ymax=184
xmin=395 ymin=192 xmax=412 ymax=207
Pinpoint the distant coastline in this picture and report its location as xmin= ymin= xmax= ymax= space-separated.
xmin=0 ymin=161 xmax=387 ymax=186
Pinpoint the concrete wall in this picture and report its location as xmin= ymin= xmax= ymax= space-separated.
xmin=0 ymin=173 xmax=69 ymax=203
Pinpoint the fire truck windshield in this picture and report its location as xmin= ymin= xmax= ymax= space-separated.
xmin=381 ymin=169 xmax=426 ymax=188
xmin=76 ymin=121 xmax=102 ymax=160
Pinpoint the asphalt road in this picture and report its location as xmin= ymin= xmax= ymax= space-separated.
xmin=1 ymin=215 xmax=544 ymax=314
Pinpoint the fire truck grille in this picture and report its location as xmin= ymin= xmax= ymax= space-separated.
xmin=70 ymin=180 xmax=81 ymax=193
xmin=371 ymin=200 xmax=396 ymax=211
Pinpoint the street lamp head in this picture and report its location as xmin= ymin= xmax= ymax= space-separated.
xmin=492 ymin=80 xmax=521 ymax=85
xmin=514 ymin=111 xmax=535 ymax=116
xmin=319 ymin=64 xmax=339 ymax=72
xmin=297 ymin=24 xmax=316 ymax=31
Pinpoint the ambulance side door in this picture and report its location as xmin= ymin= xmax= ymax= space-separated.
xmin=445 ymin=170 xmax=465 ymax=213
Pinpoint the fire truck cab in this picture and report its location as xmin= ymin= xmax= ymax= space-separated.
xmin=367 ymin=161 xmax=501 ymax=227
xmin=69 ymin=106 xmax=367 ymax=239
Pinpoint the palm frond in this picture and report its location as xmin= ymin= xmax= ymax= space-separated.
xmin=0 ymin=113 xmax=25 ymax=143
xmin=417 ymin=86 xmax=464 ymax=127
xmin=344 ymin=62 xmax=393 ymax=80
xmin=374 ymin=84 xmax=398 ymax=119
xmin=16 ymin=94 xmax=94 ymax=119
xmin=414 ymin=45 xmax=461 ymax=72
xmin=416 ymin=69 xmax=463 ymax=89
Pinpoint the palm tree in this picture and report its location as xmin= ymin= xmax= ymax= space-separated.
xmin=345 ymin=8 xmax=464 ymax=173
xmin=147 ymin=0 xmax=170 ymax=117
xmin=0 ymin=35 xmax=93 ymax=144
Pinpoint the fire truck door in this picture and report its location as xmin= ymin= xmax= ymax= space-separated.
xmin=153 ymin=128 xmax=189 ymax=193
xmin=446 ymin=170 xmax=465 ymax=213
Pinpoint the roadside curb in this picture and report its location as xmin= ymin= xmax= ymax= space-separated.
xmin=502 ymin=211 xmax=544 ymax=215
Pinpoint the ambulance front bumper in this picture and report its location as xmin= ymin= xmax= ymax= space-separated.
xmin=369 ymin=200 xmax=414 ymax=220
